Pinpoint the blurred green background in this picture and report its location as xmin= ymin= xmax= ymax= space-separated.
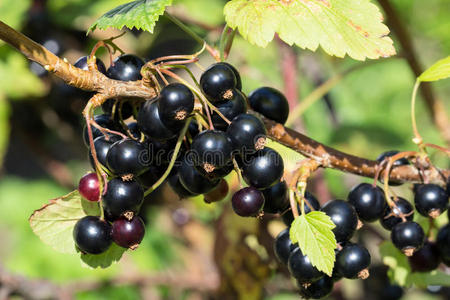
xmin=0 ymin=0 xmax=449 ymax=299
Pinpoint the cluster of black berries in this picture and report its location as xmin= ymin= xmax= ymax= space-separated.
xmin=73 ymin=55 xmax=291 ymax=254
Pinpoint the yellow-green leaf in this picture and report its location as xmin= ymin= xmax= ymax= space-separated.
xmin=224 ymin=0 xmax=396 ymax=61
xmin=418 ymin=56 xmax=450 ymax=82
xmin=289 ymin=211 xmax=336 ymax=276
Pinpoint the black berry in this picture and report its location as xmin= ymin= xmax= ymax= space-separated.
xmin=217 ymin=62 xmax=242 ymax=90
xmin=274 ymin=228 xmax=296 ymax=265
xmin=106 ymin=139 xmax=147 ymax=176
xmin=191 ymin=130 xmax=233 ymax=172
xmin=178 ymin=157 xmax=220 ymax=195
xmin=137 ymin=100 xmax=177 ymax=141
xmin=200 ymin=63 xmax=237 ymax=101
xmin=204 ymin=179 xmax=229 ymax=203
xmin=335 ymin=243 xmax=371 ymax=279
xmin=262 ymin=181 xmax=289 ymax=214
xmin=347 ymin=183 xmax=387 ymax=222
xmin=376 ymin=150 xmax=409 ymax=166
xmin=74 ymin=56 xmax=106 ymax=74
xmin=241 ymin=147 xmax=284 ymax=189
xmin=211 ymin=89 xmax=247 ymax=130
xmin=158 ymin=83 xmax=194 ymax=129
xmin=112 ymin=216 xmax=145 ymax=249
xmin=391 ymin=221 xmax=425 ymax=256
xmin=168 ymin=172 xmax=198 ymax=199
xmin=436 ymin=224 xmax=450 ymax=266
xmin=106 ymin=54 xmax=145 ymax=81
xmin=73 ymin=216 xmax=112 ymax=254
xmin=288 ymin=246 xmax=323 ymax=283
xmin=226 ymin=114 xmax=267 ymax=154
xmin=414 ymin=184 xmax=448 ymax=218
xmin=83 ymin=114 xmax=116 ymax=146
xmin=90 ymin=135 xmax=121 ymax=168
xmin=231 ymin=187 xmax=265 ymax=217
xmin=102 ymin=178 xmax=144 ymax=219
xmin=408 ymin=241 xmax=441 ymax=272
xmin=298 ymin=276 xmax=334 ymax=299
xmin=321 ymin=200 xmax=358 ymax=243
xmin=248 ymin=87 xmax=289 ymax=124
xmin=78 ymin=172 xmax=100 ymax=202
xmin=102 ymin=98 xmax=134 ymax=120
xmin=380 ymin=197 xmax=414 ymax=230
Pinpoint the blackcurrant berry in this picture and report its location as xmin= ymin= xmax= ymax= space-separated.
xmin=231 ymin=187 xmax=265 ymax=217
xmin=208 ymin=162 xmax=234 ymax=179
xmin=204 ymin=179 xmax=229 ymax=203
xmin=90 ymin=135 xmax=122 ymax=168
xmin=274 ymin=228 xmax=296 ymax=265
xmin=102 ymin=98 xmax=134 ymax=120
xmin=211 ymin=89 xmax=247 ymax=130
xmin=408 ymin=241 xmax=441 ymax=272
xmin=321 ymin=200 xmax=358 ymax=243
xmin=78 ymin=173 xmax=100 ymax=202
xmin=178 ymin=157 xmax=220 ymax=195
xmin=380 ymin=197 xmax=414 ymax=230
xmin=376 ymin=150 xmax=409 ymax=166
xmin=414 ymin=184 xmax=448 ymax=218
xmin=217 ymin=62 xmax=242 ymax=90
xmin=138 ymin=164 xmax=167 ymax=189
xmin=83 ymin=114 xmax=116 ymax=146
xmin=106 ymin=138 xmax=147 ymax=176
xmin=73 ymin=216 xmax=112 ymax=254
xmin=127 ymin=122 xmax=142 ymax=140
xmin=248 ymin=87 xmax=289 ymax=124
xmin=74 ymin=56 xmax=106 ymax=74
xmin=282 ymin=191 xmax=321 ymax=226
xmin=226 ymin=114 xmax=267 ymax=154
xmin=158 ymin=83 xmax=194 ymax=129
xmin=200 ymin=63 xmax=237 ymax=101
xmin=298 ymin=276 xmax=334 ymax=299
xmin=335 ymin=243 xmax=371 ymax=279
xmin=436 ymin=224 xmax=450 ymax=266
xmin=112 ymin=216 xmax=145 ymax=249
xmin=103 ymin=178 xmax=144 ymax=219
xmin=106 ymin=54 xmax=145 ymax=81
xmin=347 ymin=183 xmax=387 ymax=222
xmin=391 ymin=221 xmax=425 ymax=256
xmin=288 ymin=246 xmax=323 ymax=283
xmin=168 ymin=172 xmax=198 ymax=198
xmin=241 ymin=147 xmax=284 ymax=189
xmin=137 ymin=99 xmax=177 ymax=141
xmin=191 ymin=130 xmax=233 ymax=172
xmin=262 ymin=181 xmax=289 ymax=214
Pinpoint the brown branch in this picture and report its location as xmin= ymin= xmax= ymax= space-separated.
xmin=377 ymin=0 xmax=450 ymax=144
xmin=0 ymin=20 xmax=448 ymax=186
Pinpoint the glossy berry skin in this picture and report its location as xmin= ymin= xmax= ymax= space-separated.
xmin=218 ymin=62 xmax=242 ymax=90
xmin=226 ymin=114 xmax=267 ymax=154
xmin=408 ymin=241 xmax=441 ymax=272
xmin=348 ymin=183 xmax=387 ymax=222
xmin=436 ymin=224 xmax=450 ymax=266
xmin=112 ymin=216 xmax=145 ymax=249
xmin=200 ymin=63 xmax=237 ymax=101
xmin=168 ymin=172 xmax=198 ymax=198
xmin=73 ymin=216 xmax=112 ymax=254
xmin=262 ymin=181 xmax=289 ymax=214
xmin=380 ymin=197 xmax=414 ymax=230
xmin=204 ymin=179 xmax=229 ymax=203
xmin=191 ymin=130 xmax=233 ymax=171
xmin=78 ymin=173 xmax=100 ymax=202
xmin=106 ymin=54 xmax=145 ymax=81
xmin=248 ymin=87 xmax=289 ymax=124
xmin=83 ymin=114 xmax=116 ymax=146
xmin=335 ymin=243 xmax=371 ymax=279
xmin=282 ymin=191 xmax=321 ymax=226
xmin=241 ymin=147 xmax=284 ymax=189
xmin=158 ymin=83 xmax=194 ymax=129
xmin=298 ymin=276 xmax=333 ymax=299
xmin=178 ymin=157 xmax=220 ymax=195
xmin=102 ymin=178 xmax=144 ymax=219
xmin=414 ymin=184 xmax=448 ymax=217
xmin=137 ymin=100 xmax=177 ymax=141
xmin=274 ymin=228 xmax=296 ymax=265
xmin=211 ymin=89 xmax=247 ymax=131
xmin=90 ymin=135 xmax=121 ymax=167
xmin=376 ymin=150 xmax=409 ymax=166
xmin=106 ymin=139 xmax=147 ymax=176
xmin=231 ymin=187 xmax=265 ymax=217
xmin=321 ymin=200 xmax=358 ymax=243
xmin=391 ymin=221 xmax=425 ymax=254
xmin=74 ymin=56 xmax=106 ymax=74
xmin=288 ymin=246 xmax=323 ymax=283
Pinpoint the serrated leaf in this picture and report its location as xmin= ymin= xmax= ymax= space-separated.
xmin=224 ymin=0 xmax=396 ymax=61
xmin=80 ymin=243 xmax=126 ymax=269
xmin=289 ymin=211 xmax=336 ymax=276
xmin=418 ymin=56 xmax=450 ymax=82
xmin=29 ymin=190 xmax=100 ymax=254
xmin=89 ymin=0 xmax=173 ymax=33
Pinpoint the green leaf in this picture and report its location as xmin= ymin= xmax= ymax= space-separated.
xmin=418 ymin=56 xmax=450 ymax=82
xmin=89 ymin=0 xmax=173 ymax=33
xmin=224 ymin=0 xmax=396 ymax=61
xmin=0 ymin=96 xmax=10 ymax=167
xmin=80 ymin=243 xmax=126 ymax=269
xmin=0 ymin=0 xmax=31 ymax=30
xmin=29 ymin=190 xmax=100 ymax=254
xmin=289 ymin=211 xmax=336 ymax=276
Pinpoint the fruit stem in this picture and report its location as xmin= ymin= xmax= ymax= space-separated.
xmin=144 ymin=118 xmax=192 ymax=197
xmin=411 ymin=80 xmax=426 ymax=152
xmin=289 ymin=189 xmax=300 ymax=219
xmin=218 ymin=25 xmax=236 ymax=61
xmin=232 ymin=157 xmax=244 ymax=188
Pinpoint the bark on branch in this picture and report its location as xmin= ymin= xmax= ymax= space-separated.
xmin=0 ymin=20 xmax=448 ymax=185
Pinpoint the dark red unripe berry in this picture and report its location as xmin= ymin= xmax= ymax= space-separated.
xmin=335 ymin=243 xmax=371 ymax=279
xmin=248 ymin=87 xmax=289 ymax=125
xmin=408 ymin=241 xmax=441 ymax=272
xmin=112 ymin=216 xmax=145 ymax=249
xmin=106 ymin=54 xmax=144 ymax=81
xmin=241 ymin=147 xmax=284 ymax=189
xmin=321 ymin=200 xmax=358 ymax=243
xmin=347 ymin=183 xmax=387 ymax=222
xmin=414 ymin=184 xmax=448 ymax=218
xmin=200 ymin=63 xmax=237 ymax=102
xmin=391 ymin=221 xmax=425 ymax=256
xmin=288 ymin=246 xmax=324 ymax=283
xmin=78 ymin=173 xmax=100 ymax=202
xmin=73 ymin=216 xmax=112 ymax=254
xmin=231 ymin=187 xmax=265 ymax=217
xmin=380 ymin=197 xmax=414 ymax=230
